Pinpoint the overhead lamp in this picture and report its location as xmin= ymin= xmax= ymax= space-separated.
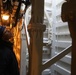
xmin=2 ymin=14 xmax=9 ymax=21
xmin=1 ymin=12 xmax=10 ymax=26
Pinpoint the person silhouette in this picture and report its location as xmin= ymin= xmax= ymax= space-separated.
xmin=0 ymin=26 xmax=20 ymax=75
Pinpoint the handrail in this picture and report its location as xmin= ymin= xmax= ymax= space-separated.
xmin=42 ymin=45 xmax=72 ymax=71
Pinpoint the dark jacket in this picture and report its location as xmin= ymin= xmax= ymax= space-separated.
xmin=0 ymin=39 xmax=20 ymax=75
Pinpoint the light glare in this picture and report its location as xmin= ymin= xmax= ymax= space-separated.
xmin=2 ymin=14 xmax=9 ymax=20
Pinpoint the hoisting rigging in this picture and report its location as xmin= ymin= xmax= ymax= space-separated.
xmin=0 ymin=0 xmax=31 ymax=27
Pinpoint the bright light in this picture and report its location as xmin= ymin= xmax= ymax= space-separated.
xmin=2 ymin=14 xmax=9 ymax=20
